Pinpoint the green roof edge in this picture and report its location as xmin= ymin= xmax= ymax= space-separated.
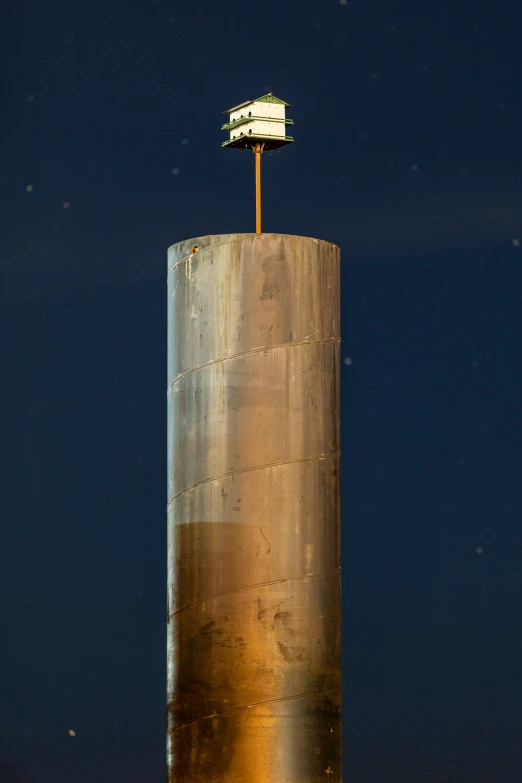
xmin=221 ymin=116 xmax=294 ymax=131
xmin=222 ymin=93 xmax=292 ymax=114
xmin=254 ymin=93 xmax=291 ymax=106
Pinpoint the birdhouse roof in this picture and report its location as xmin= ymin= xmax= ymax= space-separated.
xmin=222 ymin=93 xmax=292 ymax=114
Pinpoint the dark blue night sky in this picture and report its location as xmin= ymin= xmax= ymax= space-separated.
xmin=2 ymin=0 xmax=522 ymax=781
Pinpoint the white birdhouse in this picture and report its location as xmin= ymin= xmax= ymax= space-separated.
xmin=221 ymin=93 xmax=294 ymax=150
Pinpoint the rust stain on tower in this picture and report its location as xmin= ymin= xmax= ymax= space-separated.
xmin=167 ymin=233 xmax=342 ymax=782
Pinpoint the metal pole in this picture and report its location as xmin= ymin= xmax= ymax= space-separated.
xmin=167 ymin=233 xmax=342 ymax=783
xmin=254 ymin=143 xmax=263 ymax=233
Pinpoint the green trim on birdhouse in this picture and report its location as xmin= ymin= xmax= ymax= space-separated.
xmin=254 ymin=93 xmax=292 ymax=107
xmin=222 ymin=93 xmax=292 ymax=114
xmin=221 ymin=133 xmax=294 ymax=151
xmin=222 ymin=100 xmax=252 ymax=115
xmin=221 ymin=116 xmax=294 ymax=132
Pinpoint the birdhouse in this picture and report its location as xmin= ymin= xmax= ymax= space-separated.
xmin=221 ymin=93 xmax=294 ymax=151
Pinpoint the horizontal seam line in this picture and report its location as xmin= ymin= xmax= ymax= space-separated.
xmin=168 ymin=567 xmax=341 ymax=621
xmin=168 ymin=684 xmax=342 ymax=733
xmin=167 ymin=337 xmax=340 ymax=389
xmin=167 ymin=452 xmax=341 ymax=504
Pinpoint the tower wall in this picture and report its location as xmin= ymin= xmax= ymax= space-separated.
xmin=167 ymin=233 xmax=342 ymax=782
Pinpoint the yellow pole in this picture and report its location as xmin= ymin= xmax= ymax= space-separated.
xmin=254 ymin=143 xmax=262 ymax=233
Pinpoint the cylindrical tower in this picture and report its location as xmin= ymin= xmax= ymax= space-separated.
xmin=167 ymin=233 xmax=342 ymax=782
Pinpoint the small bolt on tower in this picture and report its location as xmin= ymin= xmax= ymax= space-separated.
xmin=221 ymin=93 xmax=294 ymax=232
